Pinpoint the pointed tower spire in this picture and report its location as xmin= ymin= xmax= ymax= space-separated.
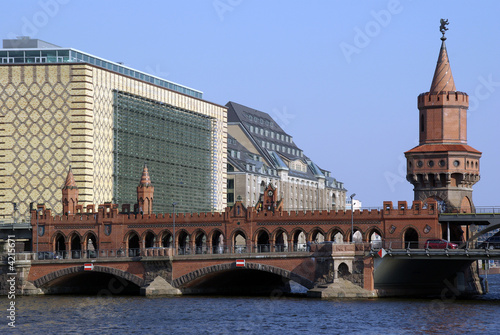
xmin=138 ymin=164 xmax=152 ymax=187
xmin=63 ymin=166 xmax=77 ymax=189
xmin=429 ymin=40 xmax=456 ymax=93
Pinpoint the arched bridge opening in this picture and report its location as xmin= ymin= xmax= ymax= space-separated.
xmin=174 ymin=263 xmax=313 ymax=296
xmin=34 ymin=266 xmax=143 ymax=295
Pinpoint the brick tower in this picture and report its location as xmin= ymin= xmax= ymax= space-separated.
xmin=405 ymin=22 xmax=481 ymax=212
xmin=62 ymin=167 xmax=79 ymax=215
xmin=137 ymin=164 xmax=154 ymax=214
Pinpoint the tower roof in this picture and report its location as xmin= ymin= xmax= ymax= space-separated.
xmin=138 ymin=164 xmax=152 ymax=187
xmin=429 ymin=39 xmax=456 ymax=93
xmin=63 ymin=167 xmax=77 ymax=189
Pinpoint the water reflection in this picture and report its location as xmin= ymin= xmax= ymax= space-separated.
xmin=5 ymin=275 xmax=500 ymax=334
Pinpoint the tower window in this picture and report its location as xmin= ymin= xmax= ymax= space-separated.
xmin=420 ymin=114 xmax=425 ymax=132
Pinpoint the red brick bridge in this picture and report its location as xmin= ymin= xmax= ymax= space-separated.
xmin=15 ymin=171 xmax=470 ymax=297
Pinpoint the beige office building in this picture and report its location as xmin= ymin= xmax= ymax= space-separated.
xmin=0 ymin=38 xmax=227 ymax=220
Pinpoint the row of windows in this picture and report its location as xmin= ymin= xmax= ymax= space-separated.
xmin=411 ymin=159 xmax=479 ymax=169
xmin=260 ymin=140 xmax=302 ymax=157
xmin=248 ymin=124 xmax=292 ymax=143
xmin=229 ymin=149 xmax=241 ymax=159
xmin=246 ymin=113 xmax=274 ymax=128
xmin=245 ymin=164 xmax=277 ymax=176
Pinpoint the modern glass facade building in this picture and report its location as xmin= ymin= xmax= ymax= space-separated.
xmin=0 ymin=39 xmax=202 ymax=99
xmin=0 ymin=38 xmax=227 ymax=220
xmin=113 ymin=91 xmax=216 ymax=213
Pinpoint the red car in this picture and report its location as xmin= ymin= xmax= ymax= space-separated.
xmin=425 ymin=239 xmax=458 ymax=249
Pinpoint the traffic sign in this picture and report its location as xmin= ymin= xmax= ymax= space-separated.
xmin=84 ymin=263 xmax=94 ymax=271
xmin=236 ymin=259 xmax=245 ymax=267
xmin=377 ymin=249 xmax=387 ymax=258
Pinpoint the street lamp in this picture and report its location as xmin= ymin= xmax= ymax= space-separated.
xmin=350 ymin=193 xmax=356 ymax=243
xmin=172 ymin=202 xmax=177 ymax=255
xmin=36 ymin=207 xmax=42 ymax=260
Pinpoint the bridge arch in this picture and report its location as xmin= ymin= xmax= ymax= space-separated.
xmin=255 ymin=228 xmax=271 ymax=253
xmin=351 ymin=228 xmax=363 ymax=243
xmin=466 ymin=223 xmax=500 ymax=246
xmin=402 ymin=225 xmax=420 ymax=248
xmin=271 ymin=228 xmax=288 ymax=252
xmin=231 ymin=229 xmax=247 ymax=253
xmin=52 ymin=231 xmax=67 ymax=253
xmin=34 ymin=265 xmax=144 ymax=289
xmin=177 ymin=229 xmax=190 ymax=254
xmin=68 ymin=231 xmax=83 ymax=258
xmin=327 ymin=227 xmax=345 ymax=243
xmin=173 ymin=262 xmax=314 ymax=290
xmin=291 ymin=228 xmax=306 ymax=251
xmin=159 ymin=229 xmax=173 ymax=248
xmin=309 ymin=227 xmax=326 ymax=243
xmin=124 ymin=230 xmax=140 ymax=248
xmin=141 ymin=230 xmax=156 ymax=248
xmin=193 ymin=229 xmax=208 ymax=254
xmin=82 ymin=231 xmax=97 ymax=250
xmin=209 ymin=229 xmax=224 ymax=254
xmin=460 ymin=196 xmax=472 ymax=213
xmin=366 ymin=226 xmax=383 ymax=246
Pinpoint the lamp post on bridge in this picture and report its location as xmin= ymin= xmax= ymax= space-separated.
xmin=350 ymin=193 xmax=356 ymax=243
xmin=172 ymin=202 xmax=177 ymax=255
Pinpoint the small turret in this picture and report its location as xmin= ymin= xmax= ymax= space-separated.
xmin=62 ymin=166 xmax=78 ymax=215
xmin=137 ymin=164 xmax=154 ymax=214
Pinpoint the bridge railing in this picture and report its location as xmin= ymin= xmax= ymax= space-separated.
xmin=440 ymin=206 xmax=500 ymax=214
xmin=371 ymin=240 xmax=490 ymax=250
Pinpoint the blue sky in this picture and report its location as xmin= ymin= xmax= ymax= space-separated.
xmin=1 ymin=0 xmax=500 ymax=207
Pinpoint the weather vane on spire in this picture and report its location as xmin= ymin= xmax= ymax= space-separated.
xmin=440 ymin=18 xmax=449 ymax=40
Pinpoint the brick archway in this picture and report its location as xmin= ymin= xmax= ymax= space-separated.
xmin=173 ymin=262 xmax=314 ymax=289
xmin=33 ymin=265 xmax=144 ymax=288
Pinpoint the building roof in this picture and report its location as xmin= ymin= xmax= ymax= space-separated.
xmin=0 ymin=38 xmax=202 ymax=99
xmin=227 ymin=134 xmax=275 ymax=177
xmin=405 ymin=144 xmax=482 ymax=155
xmin=226 ymin=101 xmax=345 ymax=189
xmin=429 ymin=38 xmax=456 ymax=93
xmin=227 ymin=101 xmax=303 ymax=160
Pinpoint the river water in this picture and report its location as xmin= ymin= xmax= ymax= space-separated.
xmin=3 ymin=274 xmax=500 ymax=334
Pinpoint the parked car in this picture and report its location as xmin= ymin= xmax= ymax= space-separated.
xmin=425 ymin=239 xmax=458 ymax=249
xmin=478 ymin=236 xmax=500 ymax=249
